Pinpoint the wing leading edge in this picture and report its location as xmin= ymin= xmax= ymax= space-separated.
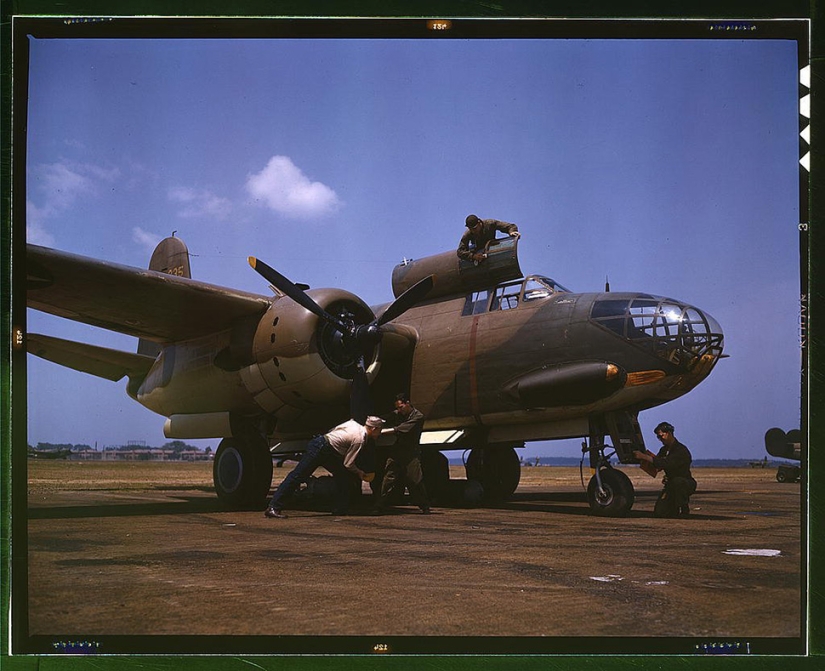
xmin=27 ymin=244 xmax=271 ymax=342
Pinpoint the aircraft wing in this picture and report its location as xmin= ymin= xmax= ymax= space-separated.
xmin=27 ymin=244 xmax=271 ymax=342
xmin=27 ymin=333 xmax=156 ymax=382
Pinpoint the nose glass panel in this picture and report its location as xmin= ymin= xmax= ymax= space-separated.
xmin=591 ymin=295 xmax=724 ymax=369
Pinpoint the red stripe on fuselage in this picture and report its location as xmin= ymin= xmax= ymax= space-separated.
xmin=469 ymin=316 xmax=481 ymax=419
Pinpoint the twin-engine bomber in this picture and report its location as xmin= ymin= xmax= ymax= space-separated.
xmin=26 ymin=235 xmax=724 ymax=515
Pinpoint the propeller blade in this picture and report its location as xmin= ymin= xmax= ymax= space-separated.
xmin=349 ymin=357 xmax=373 ymax=425
xmin=377 ymin=274 xmax=434 ymax=326
xmin=248 ymin=256 xmax=345 ymax=332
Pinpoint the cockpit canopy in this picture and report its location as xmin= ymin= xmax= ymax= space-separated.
xmin=462 ymin=275 xmax=570 ymax=316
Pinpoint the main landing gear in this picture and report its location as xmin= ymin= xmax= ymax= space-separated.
xmin=420 ymin=445 xmax=522 ymax=506
xmin=583 ymin=439 xmax=635 ymax=517
xmin=464 ymin=446 xmax=521 ymax=503
xmin=213 ymin=429 xmax=273 ymax=510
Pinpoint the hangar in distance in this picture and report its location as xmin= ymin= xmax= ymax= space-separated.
xmin=26 ymin=233 xmax=725 ymax=515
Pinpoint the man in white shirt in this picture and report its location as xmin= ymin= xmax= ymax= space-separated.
xmin=265 ymin=416 xmax=384 ymax=519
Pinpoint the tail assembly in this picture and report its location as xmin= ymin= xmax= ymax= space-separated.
xmin=138 ymin=234 xmax=192 ymax=357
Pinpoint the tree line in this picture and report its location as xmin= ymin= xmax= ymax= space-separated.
xmin=29 ymin=441 xmax=209 ymax=453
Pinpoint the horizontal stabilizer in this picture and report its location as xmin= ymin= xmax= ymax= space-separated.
xmin=27 ymin=333 xmax=155 ymax=382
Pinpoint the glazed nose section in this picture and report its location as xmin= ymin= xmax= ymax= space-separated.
xmin=590 ymin=295 xmax=724 ymax=372
xmin=665 ymin=303 xmax=724 ymax=373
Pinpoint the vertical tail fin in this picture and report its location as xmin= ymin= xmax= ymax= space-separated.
xmin=137 ymin=235 xmax=192 ymax=357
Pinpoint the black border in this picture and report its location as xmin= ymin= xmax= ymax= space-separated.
xmin=2 ymin=1 xmax=819 ymax=669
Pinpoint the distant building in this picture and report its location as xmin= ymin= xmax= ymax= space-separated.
xmin=67 ymin=445 xmax=213 ymax=462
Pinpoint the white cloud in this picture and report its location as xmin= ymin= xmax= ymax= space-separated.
xmin=246 ymin=155 xmax=341 ymax=219
xmin=132 ymin=227 xmax=161 ymax=252
xmin=35 ymin=162 xmax=94 ymax=210
xmin=168 ymin=186 xmax=232 ymax=221
xmin=27 ymin=160 xmax=120 ymax=243
xmin=25 ymin=205 xmax=56 ymax=246
xmin=34 ymin=161 xmax=119 ymax=207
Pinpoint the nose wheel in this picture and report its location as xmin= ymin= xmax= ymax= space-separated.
xmin=583 ymin=441 xmax=635 ymax=517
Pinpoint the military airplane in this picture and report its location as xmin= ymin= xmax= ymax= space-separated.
xmin=764 ymin=427 xmax=803 ymax=483
xmin=26 ymin=233 xmax=725 ymax=515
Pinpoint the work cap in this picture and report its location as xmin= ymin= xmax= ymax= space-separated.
xmin=465 ymin=214 xmax=480 ymax=227
xmin=365 ymin=416 xmax=385 ymax=428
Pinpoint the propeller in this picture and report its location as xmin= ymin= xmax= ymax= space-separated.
xmin=248 ymin=257 xmax=348 ymax=332
xmin=248 ymin=256 xmax=433 ymax=422
xmin=376 ymin=274 xmax=434 ymax=325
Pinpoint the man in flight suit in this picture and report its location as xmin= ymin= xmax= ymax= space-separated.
xmin=371 ymin=393 xmax=431 ymax=515
xmin=457 ymin=214 xmax=520 ymax=263
xmin=634 ymin=421 xmax=697 ymax=518
xmin=264 ymin=416 xmax=384 ymax=519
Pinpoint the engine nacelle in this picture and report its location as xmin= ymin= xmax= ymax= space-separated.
xmin=239 ymin=288 xmax=378 ymax=414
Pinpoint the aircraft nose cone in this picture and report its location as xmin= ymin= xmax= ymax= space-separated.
xmin=659 ymin=301 xmax=724 ymax=371
xmin=684 ymin=304 xmax=724 ymax=374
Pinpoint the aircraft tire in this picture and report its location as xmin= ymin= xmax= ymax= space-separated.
xmin=213 ymin=436 xmax=274 ymax=510
xmin=421 ymin=450 xmax=450 ymax=504
xmin=587 ymin=468 xmax=634 ymax=517
xmin=465 ymin=446 xmax=521 ymax=503
xmin=776 ymin=469 xmax=787 ymax=483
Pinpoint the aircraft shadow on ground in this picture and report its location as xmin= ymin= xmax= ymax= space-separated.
xmin=467 ymin=490 xmax=738 ymax=520
xmin=26 ymin=495 xmax=231 ymax=520
xmin=26 ymin=489 xmax=738 ymax=521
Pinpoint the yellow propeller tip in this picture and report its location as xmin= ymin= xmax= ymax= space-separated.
xmin=248 ymin=256 xmax=257 ymax=268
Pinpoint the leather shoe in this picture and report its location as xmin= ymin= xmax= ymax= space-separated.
xmin=264 ymin=507 xmax=287 ymax=519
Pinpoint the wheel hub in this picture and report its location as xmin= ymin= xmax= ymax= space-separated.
xmin=217 ymin=448 xmax=243 ymax=493
xmin=594 ymin=484 xmax=614 ymax=506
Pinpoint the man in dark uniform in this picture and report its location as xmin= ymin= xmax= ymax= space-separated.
xmin=371 ymin=393 xmax=431 ymax=515
xmin=264 ymin=416 xmax=384 ymax=519
xmin=457 ymin=214 xmax=520 ymax=263
xmin=634 ymin=421 xmax=697 ymax=518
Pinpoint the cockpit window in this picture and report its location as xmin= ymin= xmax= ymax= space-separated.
xmin=522 ymin=278 xmax=552 ymax=302
xmin=532 ymin=276 xmax=571 ymax=294
xmin=463 ymin=276 xmax=571 ymax=316
xmin=492 ymin=283 xmax=520 ymax=311
xmin=462 ymin=289 xmax=492 ymax=316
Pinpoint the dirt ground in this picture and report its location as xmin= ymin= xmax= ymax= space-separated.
xmin=21 ymin=460 xmax=804 ymax=655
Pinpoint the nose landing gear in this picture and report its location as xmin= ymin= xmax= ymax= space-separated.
xmin=583 ymin=440 xmax=635 ymax=517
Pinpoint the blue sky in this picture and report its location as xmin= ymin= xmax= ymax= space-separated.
xmin=24 ymin=34 xmax=803 ymax=460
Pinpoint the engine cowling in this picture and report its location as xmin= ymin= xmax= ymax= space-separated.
xmin=239 ymin=288 xmax=379 ymax=414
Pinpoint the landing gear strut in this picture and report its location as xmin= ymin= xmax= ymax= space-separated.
xmin=583 ymin=439 xmax=634 ymax=517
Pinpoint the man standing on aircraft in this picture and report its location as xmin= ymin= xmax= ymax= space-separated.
xmin=457 ymin=214 xmax=520 ymax=263
xmin=265 ymin=416 xmax=384 ymax=519
xmin=633 ymin=422 xmax=697 ymax=518
xmin=371 ymin=393 xmax=431 ymax=515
